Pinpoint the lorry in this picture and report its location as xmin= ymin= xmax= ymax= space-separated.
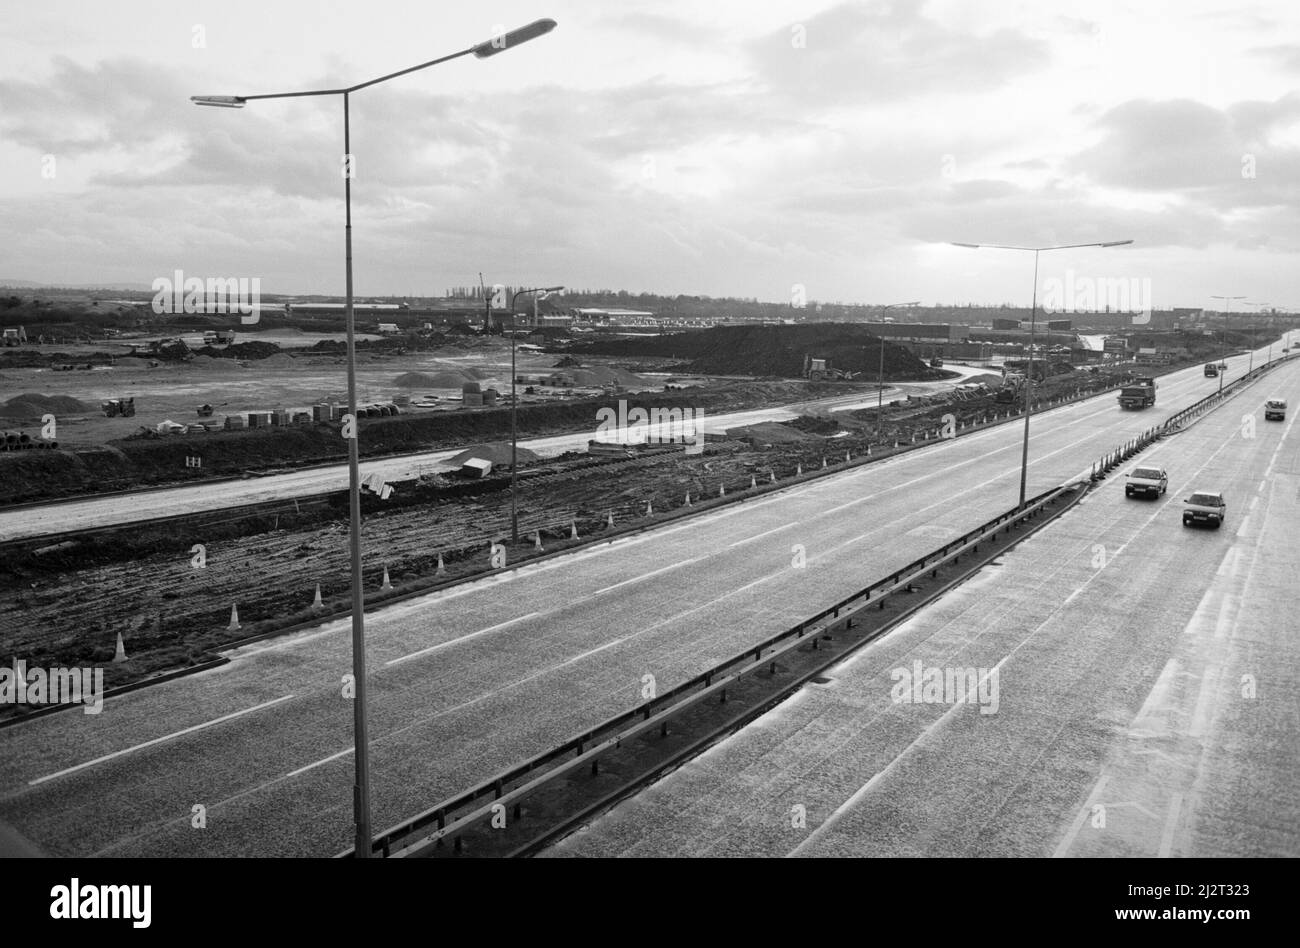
xmin=2 ymin=326 xmax=26 ymax=346
xmin=1119 ymin=376 xmax=1157 ymax=409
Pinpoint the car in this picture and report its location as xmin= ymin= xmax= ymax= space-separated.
xmin=1125 ymin=465 xmax=1168 ymax=498
xmin=1265 ymin=398 xmax=1287 ymax=421
xmin=1183 ymin=490 xmax=1226 ymax=529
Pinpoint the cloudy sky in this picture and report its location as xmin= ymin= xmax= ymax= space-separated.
xmin=2 ymin=0 xmax=1298 ymax=309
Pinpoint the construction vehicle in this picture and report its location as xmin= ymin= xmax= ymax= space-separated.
xmin=102 ymin=397 xmax=136 ymax=418
xmin=929 ymin=357 xmax=944 ymax=368
xmin=994 ymin=373 xmax=1026 ymax=404
xmin=2 ymin=326 xmax=26 ymax=346
xmin=196 ymin=404 xmax=215 ymax=417
xmin=202 ymin=330 xmax=237 ymax=346
xmin=803 ymin=355 xmax=847 ymax=381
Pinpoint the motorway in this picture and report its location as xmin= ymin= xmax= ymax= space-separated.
xmin=549 ymin=356 xmax=1300 ymax=857
xmin=0 ymin=381 xmax=956 ymax=542
xmin=0 ymin=347 xmax=1287 ymax=856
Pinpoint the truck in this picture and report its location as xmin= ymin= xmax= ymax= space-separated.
xmin=1119 ymin=376 xmax=1157 ymax=409
xmin=2 ymin=326 xmax=26 ymax=346
xmin=1204 ymin=363 xmax=1218 ymax=377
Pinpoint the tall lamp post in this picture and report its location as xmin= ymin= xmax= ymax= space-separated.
xmin=191 ymin=18 xmax=558 ymax=859
xmin=509 ymin=286 xmax=564 ymax=544
xmin=952 ymin=240 xmax=1132 ymax=509
xmin=1209 ymin=295 xmax=1245 ymax=392
xmin=1246 ymin=302 xmax=1270 ymax=365
xmin=871 ymin=301 xmax=920 ymax=443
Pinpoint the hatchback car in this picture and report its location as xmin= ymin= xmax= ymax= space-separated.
xmin=1183 ymin=491 xmax=1226 ymax=528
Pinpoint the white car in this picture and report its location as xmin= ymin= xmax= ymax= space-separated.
xmin=1125 ymin=466 xmax=1168 ymax=498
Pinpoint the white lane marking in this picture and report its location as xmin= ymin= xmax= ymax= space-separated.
xmin=1053 ymin=776 xmax=1110 ymax=858
xmin=284 ymin=748 xmax=352 ymax=780
xmin=28 ymin=695 xmax=295 ymax=786
xmin=729 ymin=523 xmax=799 ymax=548
xmin=591 ymin=558 xmax=704 ymax=597
xmin=1158 ymin=792 xmax=1185 ymax=858
xmin=1250 ymin=496 xmax=1259 ymax=510
xmin=385 ymin=613 xmax=541 ymax=667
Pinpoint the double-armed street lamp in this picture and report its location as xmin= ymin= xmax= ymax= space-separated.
xmin=1209 ymin=295 xmax=1245 ymax=393
xmin=952 ymin=240 xmax=1133 ymax=509
xmin=191 ymin=17 xmax=558 ymax=859
xmin=508 ymin=286 xmax=564 ymax=544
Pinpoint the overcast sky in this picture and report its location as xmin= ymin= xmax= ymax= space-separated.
xmin=2 ymin=0 xmax=1298 ymax=309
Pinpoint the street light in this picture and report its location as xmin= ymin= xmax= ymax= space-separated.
xmin=192 ymin=18 xmax=557 ymax=859
xmin=952 ymin=240 xmax=1133 ymax=508
xmin=1210 ymin=296 xmax=1245 ymax=392
xmin=509 ymin=286 xmax=564 ymax=544
xmin=1246 ymin=302 xmax=1270 ymax=365
xmin=871 ymin=302 xmax=920 ymax=443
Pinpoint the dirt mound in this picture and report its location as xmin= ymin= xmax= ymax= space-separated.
xmin=0 ymin=392 xmax=94 ymax=419
xmin=190 ymin=355 xmax=245 ymax=372
xmin=571 ymin=324 xmax=931 ymax=379
xmin=725 ymin=422 xmax=815 ymax=444
xmin=261 ymin=352 xmax=298 ymax=367
xmin=394 ymin=367 xmax=487 ymax=389
xmin=564 ymin=365 xmax=647 ymax=388
xmin=447 ymin=442 xmax=542 ymax=468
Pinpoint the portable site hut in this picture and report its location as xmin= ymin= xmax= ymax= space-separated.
xmin=460 ymin=458 xmax=493 ymax=478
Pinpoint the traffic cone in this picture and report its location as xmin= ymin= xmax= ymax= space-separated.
xmin=227 ymin=604 xmax=241 ymax=631
xmin=866 ymin=445 xmax=871 ymax=455
xmin=436 ymin=554 xmax=446 ymax=576
xmin=719 ymin=484 xmax=726 ymax=497
xmin=685 ymin=492 xmax=692 ymax=506
xmin=607 ymin=511 xmax=615 ymax=527
xmin=570 ymin=521 xmax=578 ymax=539
xmin=534 ymin=531 xmax=543 ymax=550
xmin=822 ymin=458 xmax=827 ymax=469
xmin=845 ymin=451 xmax=851 ymax=462
xmin=381 ymin=566 xmax=392 ymax=591
xmin=796 ymin=463 xmax=802 ymax=475
xmin=770 ymin=471 xmax=776 ymax=483
xmin=750 ymin=475 xmax=757 ymax=488
xmin=311 ymin=584 xmax=323 ymax=611
xmin=646 ymin=500 xmax=654 ymax=515
xmin=112 ymin=632 xmax=128 ymax=663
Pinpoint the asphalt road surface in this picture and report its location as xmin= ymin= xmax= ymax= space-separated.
xmin=0 ymin=347 xmax=1288 ymax=856
xmin=548 ymin=356 xmax=1300 ymax=858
